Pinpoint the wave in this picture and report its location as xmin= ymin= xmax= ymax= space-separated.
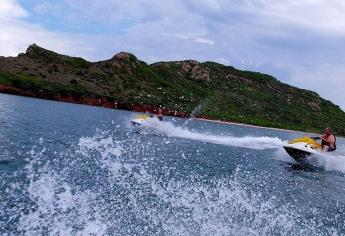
xmin=312 ymin=152 xmax=345 ymax=172
xmin=139 ymin=119 xmax=286 ymax=150
xmin=3 ymin=131 xmax=337 ymax=235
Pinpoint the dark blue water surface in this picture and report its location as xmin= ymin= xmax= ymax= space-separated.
xmin=1 ymin=93 xmax=345 ymax=235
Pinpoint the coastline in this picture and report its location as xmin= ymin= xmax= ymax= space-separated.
xmin=192 ymin=118 xmax=310 ymax=134
xmin=0 ymin=89 xmax=318 ymax=135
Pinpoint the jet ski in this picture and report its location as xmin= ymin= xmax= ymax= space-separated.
xmin=283 ymin=136 xmax=321 ymax=161
xmin=131 ymin=114 xmax=150 ymax=126
xmin=130 ymin=114 xmax=161 ymax=127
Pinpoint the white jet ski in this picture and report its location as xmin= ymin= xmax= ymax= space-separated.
xmin=283 ymin=136 xmax=321 ymax=161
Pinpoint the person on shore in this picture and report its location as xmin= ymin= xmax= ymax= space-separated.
xmin=317 ymin=127 xmax=337 ymax=152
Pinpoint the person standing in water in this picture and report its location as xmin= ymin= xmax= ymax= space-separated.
xmin=320 ymin=127 xmax=336 ymax=152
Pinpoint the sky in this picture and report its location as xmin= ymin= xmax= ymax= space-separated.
xmin=0 ymin=0 xmax=345 ymax=110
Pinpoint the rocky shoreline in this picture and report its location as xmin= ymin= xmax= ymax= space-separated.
xmin=0 ymin=85 xmax=191 ymax=118
xmin=0 ymin=88 xmax=328 ymax=136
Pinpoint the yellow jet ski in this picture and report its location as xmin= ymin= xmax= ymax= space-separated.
xmin=131 ymin=114 xmax=150 ymax=126
xmin=283 ymin=136 xmax=321 ymax=161
xmin=131 ymin=114 xmax=161 ymax=127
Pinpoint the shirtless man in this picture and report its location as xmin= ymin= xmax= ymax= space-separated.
xmin=320 ymin=127 xmax=336 ymax=152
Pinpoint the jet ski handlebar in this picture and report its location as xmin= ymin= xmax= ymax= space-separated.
xmin=311 ymin=136 xmax=321 ymax=140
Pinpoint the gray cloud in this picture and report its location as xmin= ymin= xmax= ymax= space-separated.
xmin=0 ymin=0 xmax=27 ymax=20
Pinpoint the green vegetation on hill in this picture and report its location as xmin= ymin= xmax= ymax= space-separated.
xmin=0 ymin=72 xmax=89 ymax=96
xmin=1 ymin=44 xmax=345 ymax=135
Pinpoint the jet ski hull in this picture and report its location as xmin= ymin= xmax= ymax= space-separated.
xmin=283 ymin=146 xmax=313 ymax=161
xmin=131 ymin=120 xmax=144 ymax=126
xmin=283 ymin=136 xmax=321 ymax=162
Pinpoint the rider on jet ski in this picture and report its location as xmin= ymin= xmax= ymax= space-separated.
xmin=155 ymin=108 xmax=163 ymax=121
xmin=148 ymin=108 xmax=163 ymax=121
xmin=313 ymin=127 xmax=336 ymax=152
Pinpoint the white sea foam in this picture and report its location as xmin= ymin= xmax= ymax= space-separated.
xmin=19 ymin=172 xmax=107 ymax=235
xmin=78 ymin=134 xmax=122 ymax=159
xmin=140 ymin=119 xmax=286 ymax=150
xmin=309 ymin=152 xmax=345 ymax=172
xmin=8 ymin=131 xmax=340 ymax=235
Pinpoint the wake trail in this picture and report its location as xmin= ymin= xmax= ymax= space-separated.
xmin=142 ymin=120 xmax=286 ymax=150
xmin=136 ymin=119 xmax=345 ymax=174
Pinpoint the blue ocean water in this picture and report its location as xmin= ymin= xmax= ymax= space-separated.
xmin=1 ymin=93 xmax=345 ymax=235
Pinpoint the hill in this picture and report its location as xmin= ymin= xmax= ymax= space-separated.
xmin=1 ymin=44 xmax=345 ymax=135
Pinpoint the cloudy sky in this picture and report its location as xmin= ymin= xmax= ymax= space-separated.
xmin=1 ymin=0 xmax=345 ymax=110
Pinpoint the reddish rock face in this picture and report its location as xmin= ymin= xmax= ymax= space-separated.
xmin=181 ymin=60 xmax=199 ymax=72
xmin=226 ymin=74 xmax=252 ymax=84
xmin=0 ymin=84 xmax=37 ymax=97
xmin=0 ymin=86 xmax=191 ymax=119
xmin=112 ymin=52 xmax=134 ymax=61
xmin=25 ymin=44 xmax=39 ymax=57
xmin=181 ymin=60 xmax=210 ymax=81
xmin=109 ymin=52 xmax=137 ymax=70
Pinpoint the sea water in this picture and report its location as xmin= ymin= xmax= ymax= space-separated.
xmin=1 ymin=93 xmax=345 ymax=235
